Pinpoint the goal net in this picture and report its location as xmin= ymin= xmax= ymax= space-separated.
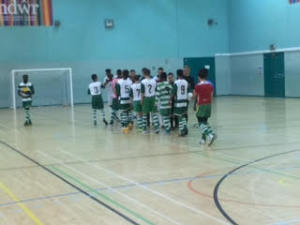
xmin=11 ymin=68 xmax=74 ymax=109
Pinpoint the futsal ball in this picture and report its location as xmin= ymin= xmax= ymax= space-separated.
xmin=21 ymin=87 xmax=31 ymax=97
xmin=188 ymin=92 xmax=193 ymax=100
xmin=22 ymin=87 xmax=30 ymax=93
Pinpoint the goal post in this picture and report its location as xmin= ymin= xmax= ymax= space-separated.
xmin=11 ymin=68 xmax=74 ymax=109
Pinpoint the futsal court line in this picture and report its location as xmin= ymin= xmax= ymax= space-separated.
xmin=8 ymin=105 xmax=300 ymax=167
xmin=173 ymin=139 xmax=300 ymax=181
xmin=0 ymin=140 xmax=140 ymax=225
xmin=247 ymin=157 xmax=289 ymax=223
xmin=2 ymin=134 xmax=297 ymax=175
xmin=2 ymin=165 xmax=299 ymax=209
xmin=1 ymin=139 xmax=299 ymax=173
xmin=15 ymin=104 xmax=300 ymax=154
xmin=58 ymin=143 xmax=300 ymax=225
xmin=49 ymin=165 xmax=156 ymax=225
xmin=0 ymin=181 xmax=44 ymax=225
xmin=213 ymin=149 xmax=300 ymax=225
xmin=195 ymin=149 xmax=300 ymax=181
xmin=57 ymin=149 xmax=230 ymax=225
xmin=4 ymin=107 xmax=300 ymax=224
xmin=201 ymin=149 xmax=300 ymax=180
xmin=0 ymin=149 xmax=293 ymax=223
xmin=188 ymin=169 xmax=300 ymax=209
xmin=267 ymin=219 xmax=300 ymax=225
xmin=0 ymin=169 xmax=256 ymax=209
xmin=38 ymin=150 xmax=183 ymax=225
xmin=60 ymin=143 xmax=300 ymax=221
xmin=0 ymin=175 xmax=213 ymax=208
xmin=2 ymin=128 xmax=300 ymax=186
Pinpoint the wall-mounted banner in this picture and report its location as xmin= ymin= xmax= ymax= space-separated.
xmin=0 ymin=0 xmax=53 ymax=27
xmin=289 ymin=0 xmax=300 ymax=4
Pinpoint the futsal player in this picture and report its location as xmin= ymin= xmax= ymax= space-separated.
xmin=130 ymin=75 xmax=143 ymax=131
xmin=88 ymin=74 xmax=108 ymax=126
xmin=173 ymin=69 xmax=192 ymax=137
xmin=115 ymin=70 xmax=133 ymax=134
xmin=108 ymin=70 xmax=122 ymax=125
xmin=194 ymin=68 xmax=216 ymax=146
xmin=141 ymin=68 xmax=160 ymax=134
xmin=156 ymin=72 xmax=173 ymax=134
xmin=18 ymin=74 xmax=35 ymax=126
xmin=168 ymin=72 xmax=178 ymax=130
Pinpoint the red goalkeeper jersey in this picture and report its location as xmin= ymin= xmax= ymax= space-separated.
xmin=195 ymin=81 xmax=214 ymax=105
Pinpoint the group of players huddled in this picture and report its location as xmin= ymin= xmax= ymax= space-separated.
xmin=17 ymin=66 xmax=216 ymax=146
xmin=88 ymin=67 xmax=216 ymax=146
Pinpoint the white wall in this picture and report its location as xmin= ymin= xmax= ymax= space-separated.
xmin=285 ymin=51 xmax=300 ymax=97
xmin=215 ymin=55 xmax=231 ymax=95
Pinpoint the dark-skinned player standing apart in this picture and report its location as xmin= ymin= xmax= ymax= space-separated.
xmin=18 ymin=74 xmax=35 ymax=126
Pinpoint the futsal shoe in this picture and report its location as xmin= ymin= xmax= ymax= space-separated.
xmin=199 ymin=139 xmax=206 ymax=145
xmin=207 ymin=134 xmax=216 ymax=146
xmin=122 ymin=127 xmax=130 ymax=134
xmin=184 ymin=128 xmax=189 ymax=136
xmin=142 ymin=130 xmax=150 ymax=135
xmin=178 ymin=132 xmax=186 ymax=137
xmin=28 ymin=120 xmax=32 ymax=126
xmin=154 ymin=127 xmax=160 ymax=134
xmin=103 ymin=119 xmax=108 ymax=126
xmin=24 ymin=121 xmax=29 ymax=127
xmin=137 ymin=128 xmax=143 ymax=133
xmin=128 ymin=123 xmax=134 ymax=131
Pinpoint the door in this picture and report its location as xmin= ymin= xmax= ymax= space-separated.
xmin=264 ymin=52 xmax=285 ymax=97
xmin=183 ymin=57 xmax=216 ymax=95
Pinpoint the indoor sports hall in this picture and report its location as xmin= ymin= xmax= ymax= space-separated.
xmin=1 ymin=1 xmax=300 ymax=225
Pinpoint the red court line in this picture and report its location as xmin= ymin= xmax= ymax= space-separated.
xmin=187 ymin=170 xmax=300 ymax=209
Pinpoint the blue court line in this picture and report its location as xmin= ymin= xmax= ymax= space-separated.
xmin=1 ymin=166 xmax=299 ymax=208
xmin=0 ymin=174 xmax=221 ymax=208
xmin=272 ymin=219 xmax=300 ymax=225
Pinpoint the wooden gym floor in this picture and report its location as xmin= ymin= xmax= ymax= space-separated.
xmin=0 ymin=96 xmax=300 ymax=225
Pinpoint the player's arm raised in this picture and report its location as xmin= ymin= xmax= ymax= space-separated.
xmin=103 ymin=75 xmax=112 ymax=88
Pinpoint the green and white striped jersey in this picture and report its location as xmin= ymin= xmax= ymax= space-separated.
xmin=18 ymin=82 xmax=34 ymax=102
xmin=156 ymin=81 xmax=172 ymax=109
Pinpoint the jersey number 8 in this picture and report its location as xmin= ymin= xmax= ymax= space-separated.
xmin=148 ymin=84 xmax=152 ymax=94
xmin=181 ymin=85 xmax=186 ymax=95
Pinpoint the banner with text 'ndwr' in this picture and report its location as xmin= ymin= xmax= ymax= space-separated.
xmin=0 ymin=0 xmax=53 ymax=27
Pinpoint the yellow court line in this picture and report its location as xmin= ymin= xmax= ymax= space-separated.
xmin=0 ymin=182 xmax=44 ymax=225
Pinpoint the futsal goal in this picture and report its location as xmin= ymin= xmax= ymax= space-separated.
xmin=11 ymin=68 xmax=74 ymax=109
